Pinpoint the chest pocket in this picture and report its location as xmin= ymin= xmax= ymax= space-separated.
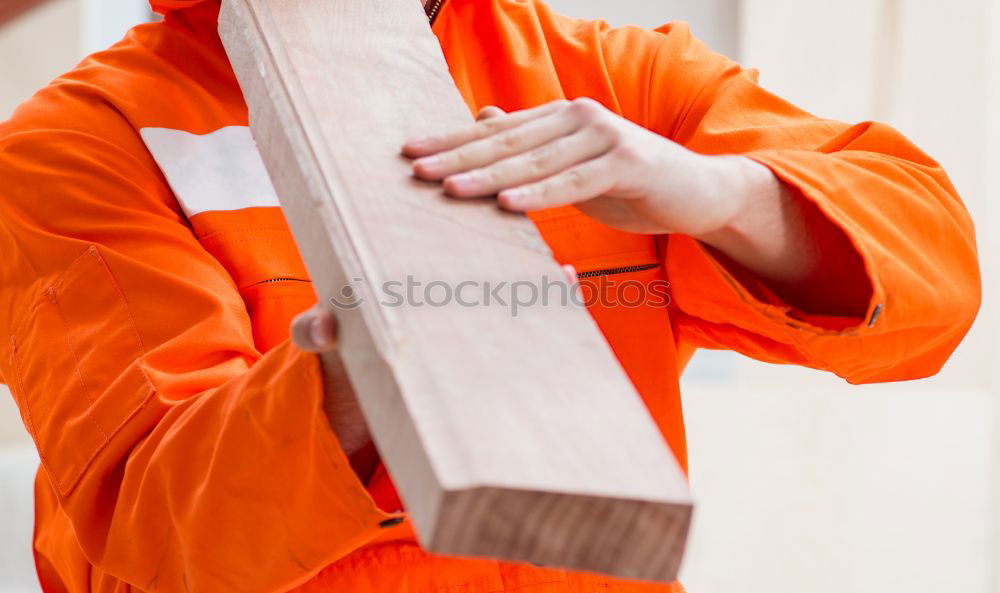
xmin=6 ymin=246 xmax=153 ymax=496
xmin=194 ymin=208 xmax=316 ymax=353
xmin=529 ymin=206 xmax=661 ymax=275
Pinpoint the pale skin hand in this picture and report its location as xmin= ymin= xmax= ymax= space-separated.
xmin=402 ymin=98 xmax=822 ymax=289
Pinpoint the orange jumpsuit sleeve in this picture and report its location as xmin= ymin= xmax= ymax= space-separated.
xmin=581 ymin=18 xmax=981 ymax=383
xmin=0 ymin=90 xmax=398 ymax=591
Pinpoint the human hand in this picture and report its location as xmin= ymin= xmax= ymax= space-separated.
xmin=290 ymin=306 xmax=371 ymax=456
xmin=402 ymin=98 xmax=776 ymax=238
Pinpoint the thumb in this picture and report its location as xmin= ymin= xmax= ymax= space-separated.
xmin=291 ymin=305 xmax=339 ymax=353
xmin=477 ymin=105 xmax=506 ymax=121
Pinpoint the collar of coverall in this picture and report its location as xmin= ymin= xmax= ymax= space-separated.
xmin=150 ymin=0 xmax=446 ymax=20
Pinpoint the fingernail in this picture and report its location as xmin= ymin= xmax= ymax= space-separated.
xmin=405 ymin=137 xmax=436 ymax=155
xmin=309 ymin=316 xmax=328 ymax=348
xmin=499 ymin=188 xmax=527 ymax=207
xmin=414 ymin=156 xmax=442 ymax=174
xmin=447 ymin=172 xmax=479 ymax=191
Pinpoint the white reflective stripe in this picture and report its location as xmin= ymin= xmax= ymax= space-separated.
xmin=140 ymin=126 xmax=281 ymax=217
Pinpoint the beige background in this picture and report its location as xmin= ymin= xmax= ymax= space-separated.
xmin=1 ymin=1 xmax=997 ymax=592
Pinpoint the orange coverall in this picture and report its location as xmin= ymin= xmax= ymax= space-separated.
xmin=0 ymin=0 xmax=981 ymax=591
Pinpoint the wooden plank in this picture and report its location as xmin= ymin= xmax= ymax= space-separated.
xmin=218 ymin=0 xmax=692 ymax=581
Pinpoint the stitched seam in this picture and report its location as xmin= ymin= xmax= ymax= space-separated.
xmin=89 ymin=248 xmax=159 ymax=456
xmin=48 ymin=290 xmax=110 ymax=442
xmin=57 ymin=369 xmax=156 ymax=497
xmin=201 ymin=236 xmax=283 ymax=248
xmin=694 ymin=251 xmax=844 ymax=373
xmin=644 ymin=36 xmax=670 ymax=133
xmin=704 ymin=249 xmax=860 ymax=342
xmin=484 ymin=579 xmax=568 ymax=593
xmin=9 ymin=297 xmax=44 ymax=343
xmin=8 ymin=247 xmax=95 ymax=340
xmin=90 ymin=247 xmax=148 ymax=355
xmin=101 ymin=369 xmax=156 ymax=454
xmin=198 ymin=226 xmax=288 ymax=242
xmin=9 ymin=340 xmax=34 ymax=435
xmin=199 ymin=237 xmax=278 ymax=249
xmin=10 ymin=338 xmax=64 ymax=494
xmin=534 ymin=219 xmax=603 ymax=232
xmin=574 ymin=249 xmax=659 ymax=265
xmin=528 ymin=210 xmax=581 ymax=223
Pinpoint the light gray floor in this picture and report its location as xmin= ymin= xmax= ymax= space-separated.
xmin=0 ymin=445 xmax=41 ymax=593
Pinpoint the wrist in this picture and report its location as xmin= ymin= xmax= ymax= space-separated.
xmin=693 ymin=156 xmax=787 ymax=244
xmin=693 ymin=156 xmax=821 ymax=288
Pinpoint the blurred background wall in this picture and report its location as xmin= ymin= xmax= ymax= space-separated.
xmin=0 ymin=1 xmax=996 ymax=592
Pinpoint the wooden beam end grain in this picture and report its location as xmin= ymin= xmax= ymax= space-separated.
xmin=430 ymin=485 xmax=692 ymax=582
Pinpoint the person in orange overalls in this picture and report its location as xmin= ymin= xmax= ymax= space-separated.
xmin=0 ymin=0 xmax=980 ymax=592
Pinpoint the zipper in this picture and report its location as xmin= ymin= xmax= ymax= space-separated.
xmin=426 ymin=0 xmax=446 ymax=25
xmin=576 ymin=263 xmax=659 ymax=279
xmin=253 ymin=277 xmax=310 ymax=286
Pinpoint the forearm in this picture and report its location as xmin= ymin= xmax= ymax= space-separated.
xmin=693 ymin=157 xmax=871 ymax=318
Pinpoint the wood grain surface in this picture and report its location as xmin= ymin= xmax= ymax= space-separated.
xmin=219 ymin=0 xmax=692 ymax=581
